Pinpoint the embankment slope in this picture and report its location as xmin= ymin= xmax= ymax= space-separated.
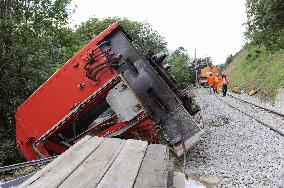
xmin=226 ymin=46 xmax=284 ymax=101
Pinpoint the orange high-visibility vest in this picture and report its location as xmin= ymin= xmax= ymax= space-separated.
xmin=207 ymin=75 xmax=215 ymax=86
xmin=214 ymin=76 xmax=220 ymax=91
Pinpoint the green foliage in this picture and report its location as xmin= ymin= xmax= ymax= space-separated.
xmin=0 ymin=0 xmax=72 ymax=165
xmin=82 ymin=17 xmax=167 ymax=53
xmin=225 ymin=54 xmax=234 ymax=65
xmin=225 ymin=0 xmax=284 ymax=102
xmin=167 ymin=47 xmax=195 ymax=88
xmin=219 ymin=54 xmax=234 ymax=71
xmin=245 ymin=0 xmax=284 ymax=50
xmin=196 ymin=57 xmax=213 ymax=67
xmin=0 ymin=128 xmax=24 ymax=165
xmin=226 ymin=45 xmax=284 ymax=100
xmin=60 ymin=17 xmax=168 ymax=62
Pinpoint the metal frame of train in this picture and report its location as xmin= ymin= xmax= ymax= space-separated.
xmin=16 ymin=22 xmax=202 ymax=161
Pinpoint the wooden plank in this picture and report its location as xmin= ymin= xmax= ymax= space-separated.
xmin=173 ymin=172 xmax=185 ymax=188
xmin=18 ymin=135 xmax=92 ymax=188
xmin=96 ymin=139 xmax=148 ymax=188
xmin=26 ymin=136 xmax=105 ymax=188
xmin=59 ymin=138 xmax=126 ymax=188
xmin=167 ymin=158 xmax=174 ymax=188
xmin=133 ymin=144 xmax=169 ymax=188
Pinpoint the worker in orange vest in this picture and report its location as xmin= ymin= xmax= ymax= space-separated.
xmin=221 ymin=73 xmax=229 ymax=96
xmin=218 ymin=74 xmax=223 ymax=92
xmin=213 ymin=73 xmax=221 ymax=93
xmin=207 ymin=73 xmax=215 ymax=94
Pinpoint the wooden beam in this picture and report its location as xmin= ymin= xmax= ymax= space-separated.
xmin=134 ymin=144 xmax=169 ymax=188
xmin=18 ymin=135 xmax=92 ymax=188
xmin=59 ymin=138 xmax=126 ymax=188
xmin=27 ymin=136 xmax=105 ymax=188
xmin=96 ymin=139 xmax=148 ymax=188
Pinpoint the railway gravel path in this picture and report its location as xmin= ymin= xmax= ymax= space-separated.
xmin=224 ymin=92 xmax=284 ymax=136
xmin=185 ymin=88 xmax=284 ymax=187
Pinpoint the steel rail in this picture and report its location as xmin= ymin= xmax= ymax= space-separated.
xmin=0 ymin=156 xmax=57 ymax=172
xmin=213 ymin=92 xmax=284 ymax=137
xmin=227 ymin=93 xmax=284 ymax=118
xmin=0 ymin=172 xmax=36 ymax=187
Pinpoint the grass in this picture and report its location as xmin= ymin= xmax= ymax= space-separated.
xmin=226 ymin=45 xmax=284 ymax=101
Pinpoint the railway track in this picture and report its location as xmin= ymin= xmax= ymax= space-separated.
xmin=0 ymin=156 xmax=57 ymax=173
xmin=191 ymin=88 xmax=284 ymax=187
xmin=213 ymin=90 xmax=284 ymax=137
xmin=227 ymin=92 xmax=284 ymax=118
xmin=0 ymin=156 xmax=57 ymax=187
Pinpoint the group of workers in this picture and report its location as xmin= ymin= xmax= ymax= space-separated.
xmin=207 ymin=71 xmax=229 ymax=96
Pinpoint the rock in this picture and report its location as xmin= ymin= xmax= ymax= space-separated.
xmin=185 ymin=88 xmax=284 ymax=187
xmin=199 ymin=174 xmax=220 ymax=186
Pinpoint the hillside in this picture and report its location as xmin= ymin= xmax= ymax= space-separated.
xmin=226 ymin=45 xmax=284 ymax=101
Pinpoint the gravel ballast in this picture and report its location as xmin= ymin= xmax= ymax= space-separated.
xmin=185 ymin=88 xmax=284 ymax=187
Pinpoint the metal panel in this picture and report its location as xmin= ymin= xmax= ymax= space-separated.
xmin=106 ymin=82 xmax=144 ymax=122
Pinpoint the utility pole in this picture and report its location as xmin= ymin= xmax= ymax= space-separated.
xmin=194 ymin=49 xmax=199 ymax=87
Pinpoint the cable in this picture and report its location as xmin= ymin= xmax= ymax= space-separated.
xmin=84 ymin=48 xmax=112 ymax=70
xmin=90 ymin=63 xmax=121 ymax=81
xmin=86 ymin=53 xmax=114 ymax=77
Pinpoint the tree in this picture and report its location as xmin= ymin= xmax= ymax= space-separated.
xmin=195 ymin=57 xmax=213 ymax=67
xmin=225 ymin=54 xmax=234 ymax=65
xmin=245 ymin=0 xmax=284 ymax=50
xmin=218 ymin=54 xmax=234 ymax=72
xmin=0 ymin=0 xmax=72 ymax=165
xmin=59 ymin=17 xmax=168 ymax=62
xmin=167 ymin=47 xmax=195 ymax=88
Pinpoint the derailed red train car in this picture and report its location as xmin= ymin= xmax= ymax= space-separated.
xmin=16 ymin=23 xmax=202 ymax=160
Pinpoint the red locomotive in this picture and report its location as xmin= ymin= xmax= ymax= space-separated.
xmin=16 ymin=23 xmax=202 ymax=161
